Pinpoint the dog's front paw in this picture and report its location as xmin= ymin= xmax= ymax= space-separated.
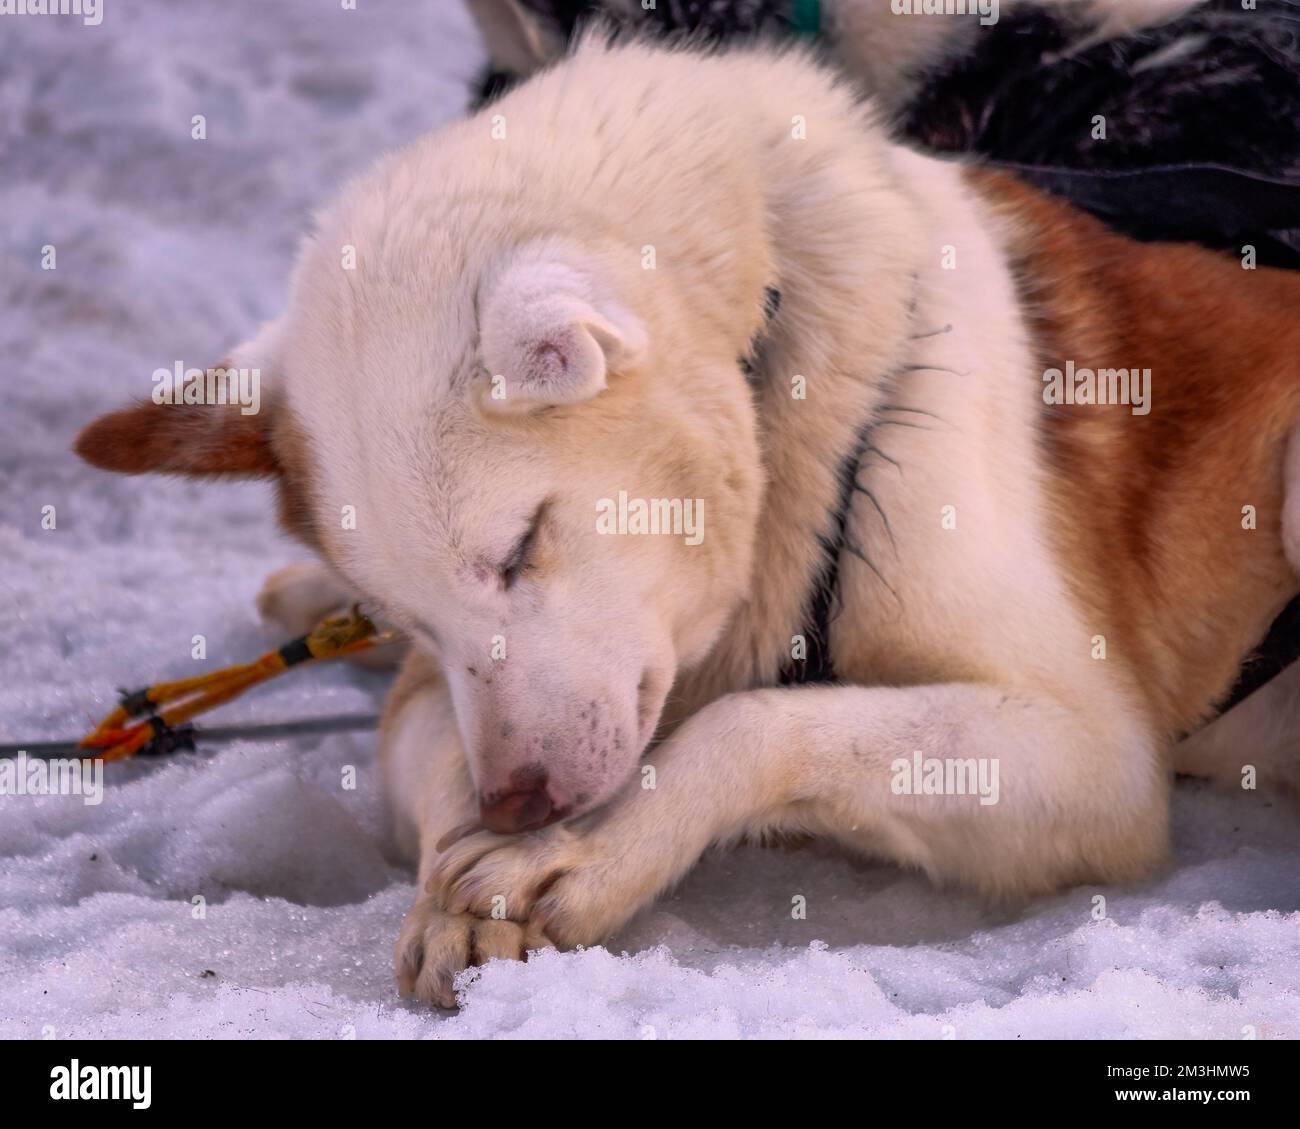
xmin=424 ymin=708 xmax=747 ymax=951
xmin=427 ymin=824 xmax=648 ymax=949
xmin=394 ymin=894 xmax=549 ymax=1008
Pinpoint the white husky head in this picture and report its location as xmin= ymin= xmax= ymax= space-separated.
xmin=76 ymin=173 xmax=765 ymax=834
xmin=291 ymin=201 xmax=765 ymax=829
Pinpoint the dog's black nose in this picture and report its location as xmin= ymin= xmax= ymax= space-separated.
xmin=479 ymin=768 xmax=556 ymax=833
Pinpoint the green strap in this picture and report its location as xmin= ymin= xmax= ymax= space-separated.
xmin=790 ymin=0 xmax=821 ymax=38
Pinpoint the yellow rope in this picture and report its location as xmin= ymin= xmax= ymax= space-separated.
xmin=79 ymin=606 xmax=400 ymax=762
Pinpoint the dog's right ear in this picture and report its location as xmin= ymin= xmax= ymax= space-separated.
xmin=74 ymin=319 xmax=284 ymax=478
xmin=478 ymin=245 xmax=647 ymax=415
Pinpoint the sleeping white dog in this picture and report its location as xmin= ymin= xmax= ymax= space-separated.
xmin=77 ymin=35 xmax=1300 ymax=1006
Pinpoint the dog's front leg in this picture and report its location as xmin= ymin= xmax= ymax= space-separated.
xmin=427 ymin=682 xmax=1169 ymax=951
xmin=382 ymin=649 xmax=545 ymax=1007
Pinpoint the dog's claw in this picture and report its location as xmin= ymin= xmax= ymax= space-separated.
xmin=394 ymin=894 xmax=550 ymax=1007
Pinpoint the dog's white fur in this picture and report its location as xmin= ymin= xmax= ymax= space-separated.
xmin=80 ymin=31 xmax=1298 ymax=1009
xmin=247 ymin=38 xmax=1296 ymax=1005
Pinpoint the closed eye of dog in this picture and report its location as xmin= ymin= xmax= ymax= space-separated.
xmin=500 ymin=501 xmax=547 ymax=588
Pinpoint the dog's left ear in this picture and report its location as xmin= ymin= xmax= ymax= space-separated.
xmin=478 ymin=245 xmax=647 ymax=415
xmin=74 ymin=318 xmax=284 ymax=477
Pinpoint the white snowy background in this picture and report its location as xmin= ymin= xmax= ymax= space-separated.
xmin=1 ymin=0 xmax=1298 ymax=1040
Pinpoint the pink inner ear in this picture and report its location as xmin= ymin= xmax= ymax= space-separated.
xmin=523 ymin=332 xmax=576 ymax=387
xmin=531 ymin=340 xmax=569 ymax=377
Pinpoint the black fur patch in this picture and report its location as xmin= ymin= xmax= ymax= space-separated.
xmin=781 ymin=421 xmax=874 ymax=686
xmin=905 ymin=1 xmax=1300 ymax=172
xmin=901 ymin=0 xmax=1300 ymax=263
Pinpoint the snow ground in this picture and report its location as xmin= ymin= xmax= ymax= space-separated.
xmin=1 ymin=0 xmax=1298 ymax=1040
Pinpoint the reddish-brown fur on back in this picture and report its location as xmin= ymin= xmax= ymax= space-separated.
xmin=970 ymin=168 xmax=1300 ymax=739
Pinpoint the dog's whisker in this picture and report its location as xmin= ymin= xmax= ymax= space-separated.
xmin=852 ymin=482 xmax=898 ymax=552
xmin=875 ymin=419 xmax=935 ymax=432
xmin=435 ymin=820 xmax=485 ymax=854
xmin=899 ymin=364 xmax=969 ymax=377
xmin=877 ymin=404 xmax=947 ymax=423
xmin=909 ymin=324 xmax=953 ymax=340
xmin=843 ymin=538 xmax=902 ymax=605
xmin=863 ymin=444 xmax=903 ymax=474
